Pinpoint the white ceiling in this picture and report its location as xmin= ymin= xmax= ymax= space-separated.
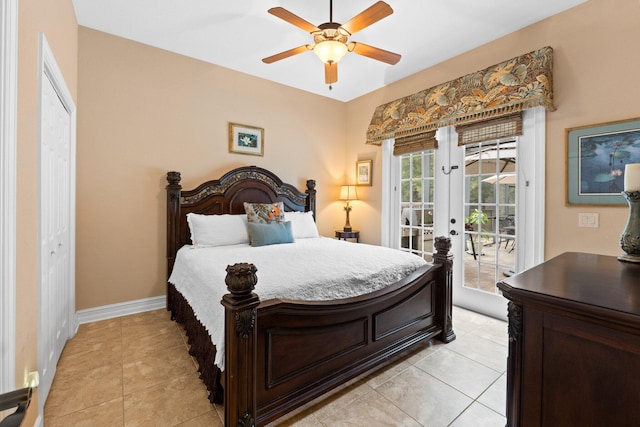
xmin=72 ymin=0 xmax=586 ymax=102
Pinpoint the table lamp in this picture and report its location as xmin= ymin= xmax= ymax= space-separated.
xmin=339 ymin=185 xmax=358 ymax=232
xmin=620 ymin=163 xmax=640 ymax=263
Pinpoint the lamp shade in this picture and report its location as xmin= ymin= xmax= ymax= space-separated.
xmin=313 ymin=40 xmax=348 ymax=64
xmin=625 ymin=163 xmax=640 ymax=192
xmin=339 ymin=185 xmax=358 ymax=201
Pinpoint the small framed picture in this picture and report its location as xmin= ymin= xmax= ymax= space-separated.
xmin=356 ymin=159 xmax=372 ymax=186
xmin=566 ymin=117 xmax=640 ymax=205
xmin=229 ymin=123 xmax=264 ymax=156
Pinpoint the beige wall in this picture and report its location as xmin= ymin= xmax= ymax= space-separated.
xmin=346 ymin=0 xmax=640 ymax=258
xmin=76 ymin=27 xmax=348 ymax=309
xmin=16 ymin=0 xmax=78 ymax=422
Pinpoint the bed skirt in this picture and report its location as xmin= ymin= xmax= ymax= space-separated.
xmin=168 ymin=283 xmax=223 ymax=404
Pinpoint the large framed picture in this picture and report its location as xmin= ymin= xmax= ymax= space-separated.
xmin=566 ymin=117 xmax=640 ymax=205
xmin=356 ymin=159 xmax=372 ymax=186
xmin=229 ymin=123 xmax=264 ymax=156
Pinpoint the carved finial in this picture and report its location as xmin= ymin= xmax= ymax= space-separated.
xmin=225 ymin=263 xmax=258 ymax=296
xmin=167 ymin=171 xmax=181 ymax=185
xmin=435 ymin=236 xmax=452 ymax=254
xmin=306 ymin=179 xmax=316 ymax=191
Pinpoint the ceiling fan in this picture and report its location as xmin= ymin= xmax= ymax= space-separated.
xmin=262 ymin=1 xmax=401 ymax=87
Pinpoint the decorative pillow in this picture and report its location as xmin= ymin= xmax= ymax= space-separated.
xmin=247 ymin=221 xmax=294 ymax=247
xmin=186 ymin=213 xmax=249 ymax=246
xmin=284 ymin=211 xmax=319 ymax=239
xmin=243 ymin=202 xmax=285 ymax=224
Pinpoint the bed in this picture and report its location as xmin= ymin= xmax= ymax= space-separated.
xmin=166 ymin=165 xmax=455 ymax=426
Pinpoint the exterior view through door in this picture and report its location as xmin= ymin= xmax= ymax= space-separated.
xmin=396 ymin=139 xmax=516 ymax=320
xmin=462 ymin=139 xmax=516 ymax=294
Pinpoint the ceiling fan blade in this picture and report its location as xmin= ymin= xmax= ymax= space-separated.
xmin=348 ymin=42 xmax=401 ymax=65
xmin=325 ymin=62 xmax=338 ymax=84
xmin=262 ymin=45 xmax=312 ymax=64
xmin=340 ymin=1 xmax=393 ymax=35
xmin=268 ymin=7 xmax=320 ymax=33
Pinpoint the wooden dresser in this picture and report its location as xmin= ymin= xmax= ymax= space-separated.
xmin=497 ymin=252 xmax=640 ymax=427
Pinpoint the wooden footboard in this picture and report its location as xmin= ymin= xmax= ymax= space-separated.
xmin=222 ymin=237 xmax=455 ymax=426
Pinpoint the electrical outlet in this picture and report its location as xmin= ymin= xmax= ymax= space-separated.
xmin=578 ymin=213 xmax=599 ymax=228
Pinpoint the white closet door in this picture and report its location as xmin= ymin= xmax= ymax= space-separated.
xmin=39 ymin=71 xmax=72 ymax=403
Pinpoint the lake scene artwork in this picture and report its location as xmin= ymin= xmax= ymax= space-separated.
xmin=579 ymin=128 xmax=640 ymax=195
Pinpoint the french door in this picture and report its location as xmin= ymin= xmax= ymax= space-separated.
xmin=386 ymin=108 xmax=545 ymax=320
xmin=437 ymin=128 xmax=513 ymax=319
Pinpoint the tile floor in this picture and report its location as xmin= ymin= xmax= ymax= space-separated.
xmin=44 ymin=306 xmax=507 ymax=426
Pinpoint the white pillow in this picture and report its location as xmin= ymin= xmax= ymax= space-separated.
xmin=283 ymin=211 xmax=319 ymax=239
xmin=186 ymin=213 xmax=249 ymax=246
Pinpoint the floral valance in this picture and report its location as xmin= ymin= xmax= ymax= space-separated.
xmin=366 ymin=46 xmax=555 ymax=145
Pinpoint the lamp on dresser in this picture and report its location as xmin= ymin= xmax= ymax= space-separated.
xmin=339 ymin=185 xmax=358 ymax=232
xmin=620 ymin=163 xmax=640 ymax=263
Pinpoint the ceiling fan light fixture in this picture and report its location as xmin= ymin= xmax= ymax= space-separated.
xmin=264 ymin=1 xmax=400 ymax=85
xmin=313 ymin=40 xmax=348 ymax=64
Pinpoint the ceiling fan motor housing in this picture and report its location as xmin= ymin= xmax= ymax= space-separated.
xmin=313 ymin=22 xmax=350 ymax=44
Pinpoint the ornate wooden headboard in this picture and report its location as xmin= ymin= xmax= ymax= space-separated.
xmin=165 ymin=165 xmax=316 ymax=279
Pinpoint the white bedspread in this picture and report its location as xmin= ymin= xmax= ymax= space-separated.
xmin=168 ymin=237 xmax=427 ymax=370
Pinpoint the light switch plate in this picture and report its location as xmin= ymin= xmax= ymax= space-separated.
xmin=578 ymin=213 xmax=599 ymax=228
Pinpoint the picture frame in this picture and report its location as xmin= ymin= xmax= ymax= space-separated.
xmin=356 ymin=159 xmax=372 ymax=186
xmin=229 ymin=123 xmax=264 ymax=156
xmin=566 ymin=117 xmax=640 ymax=205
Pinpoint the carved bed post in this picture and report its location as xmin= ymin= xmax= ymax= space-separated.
xmin=222 ymin=263 xmax=260 ymax=427
xmin=306 ymin=179 xmax=316 ymax=219
xmin=433 ymin=236 xmax=456 ymax=343
xmin=166 ymin=171 xmax=182 ymax=312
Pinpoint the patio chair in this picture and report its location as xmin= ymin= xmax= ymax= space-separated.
xmin=499 ymin=215 xmax=516 ymax=252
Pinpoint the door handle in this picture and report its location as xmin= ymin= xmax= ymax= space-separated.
xmin=450 ymin=230 xmax=458 ymax=236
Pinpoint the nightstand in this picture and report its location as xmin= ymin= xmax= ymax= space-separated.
xmin=335 ymin=230 xmax=359 ymax=242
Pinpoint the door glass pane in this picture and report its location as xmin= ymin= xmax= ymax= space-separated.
xmin=411 ymin=155 xmax=422 ymax=178
xmin=401 ymin=180 xmax=410 ymax=203
xmin=401 ymin=157 xmax=411 ymax=179
xmin=481 ymin=178 xmax=496 ymax=204
xmin=463 ymin=140 xmax=517 ymax=294
xmin=466 ymin=176 xmax=480 ymax=204
xmin=399 ymin=150 xmax=436 ymax=262
xmin=411 ymin=179 xmax=422 ymax=202
xmin=423 ymin=179 xmax=434 ymax=209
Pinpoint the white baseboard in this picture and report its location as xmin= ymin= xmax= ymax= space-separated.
xmin=76 ymin=296 xmax=166 ymax=325
xmin=33 ymin=414 xmax=42 ymax=427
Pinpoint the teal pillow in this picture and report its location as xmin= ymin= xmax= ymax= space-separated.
xmin=248 ymin=221 xmax=294 ymax=247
